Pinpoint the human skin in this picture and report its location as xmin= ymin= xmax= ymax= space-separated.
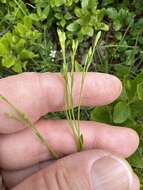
xmin=0 ymin=72 xmax=140 ymax=190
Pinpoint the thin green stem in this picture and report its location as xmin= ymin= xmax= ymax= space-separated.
xmin=0 ymin=95 xmax=59 ymax=159
xmin=77 ymin=32 xmax=101 ymax=150
xmin=102 ymin=45 xmax=138 ymax=49
xmin=58 ymin=30 xmax=101 ymax=152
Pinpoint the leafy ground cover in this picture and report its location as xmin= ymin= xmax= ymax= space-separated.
xmin=0 ymin=0 xmax=143 ymax=188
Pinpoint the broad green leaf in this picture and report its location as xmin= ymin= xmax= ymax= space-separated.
xmin=96 ymin=9 xmax=106 ymax=21
xmin=98 ymin=23 xmax=109 ymax=31
xmin=0 ymin=32 xmax=12 ymax=48
xmin=37 ymin=6 xmax=50 ymax=20
xmin=106 ymin=7 xmax=118 ymax=19
xmin=64 ymin=12 xmax=72 ymax=20
xmin=1 ymin=0 xmax=6 ymax=3
xmin=91 ymin=106 xmax=111 ymax=123
xmin=74 ymin=8 xmax=82 ymax=17
xmin=87 ymin=0 xmax=98 ymax=9
xmin=125 ymin=80 xmax=137 ymax=100
xmin=135 ymin=71 xmax=143 ymax=84
xmin=29 ymin=13 xmax=39 ymax=21
xmin=12 ymin=62 xmax=23 ymax=73
xmin=81 ymin=0 xmax=89 ymax=8
xmin=50 ymin=0 xmax=65 ymax=7
xmin=23 ymin=16 xmax=32 ymax=29
xmin=119 ymin=87 xmax=128 ymax=102
xmin=130 ymin=101 xmax=143 ymax=119
xmin=42 ymin=6 xmax=50 ymax=17
xmin=19 ymin=49 xmax=38 ymax=59
xmin=67 ymin=22 xmax=80 ymax=32
xmin=81 ymin=26 xmax=94 ymax=36
xmin=137 ymin=81 xmax=143 ymax=100
xmin=104 ymin=0 xmax=113 ymax=5
xmin=15 ymin=39 xmax=25 ymax=50
xmin=55 ymin=12 xmax=63 ymax=20
xmin=0 ymin=43 xmax=9 ymax=56
xmin=113 ymin=101 xmax=131 ymax=123
xmin=14 ymin=23 xmax=28 ymax=37
xmin=114 ymin=64 xmax=129 ymax=78
xmin=113 ymin=19 xmax=122 ymax=31
xmin=60 ymin=19 xmax=66 ymax=27
xmin=128 ymin=151 xmax=143 ymax=169
xmin=115 ymin=31 xmax=122 ymax=40
xmin=2 ymin=56 xmax=17 ymax=68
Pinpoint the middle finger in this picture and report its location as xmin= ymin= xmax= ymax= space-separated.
xmin=0 ymin=119 xmax=139 ymax=170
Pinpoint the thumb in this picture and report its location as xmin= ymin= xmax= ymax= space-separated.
xmin=12 ymin=150 xmax=140 ymax=190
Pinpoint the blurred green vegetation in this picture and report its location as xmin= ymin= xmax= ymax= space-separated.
xmin=0 ymin=0 xmax=143 ymax=187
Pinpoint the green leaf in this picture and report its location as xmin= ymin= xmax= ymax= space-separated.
xmin=74 ymin=8 xmax=82 ymax=17
xmin=50 ymin=0 xmax=65 ymax=7
xmin=60 ymin=19 xmax=66 ymax=27
xmin=23 ymin=16 xmax=32 ymax=29
xmin=75 ymin=61 xmax=83 ymax=72
xmin=96 ymin=9 xmax=106 ymax=21
xmin=113 ymin=101 xmax=131 ymax=123
xmin=15 ymin=39 xmax=25 ymax=51
xmin=37 ymin=6 xmax=50 ymax=20
xmin=0 ymin=43 xmax=9 ymax=56
xmin=67 ymin=22 xmax=80 ymax=32
xmin=12 ymin=62 xmax=23 ymax=73
xmin=130 ymin=100 xmax=143 ymax=119
xmin=55 ymin=12 xmax=63 ymax=20
xmin=125 ymin=80 xmax=137 ymax=100
xmin=103 ymin=0 xmax=113 ymax=6
xmin=135 ymin=71 xmax=143 ymax=84
xmin=14 ymin=23 xmax=28 ymax=37
xmin=2 ymin=56 xmax=17 ymax=68
xmin=29 ymin=13 xmax=39 ymax=21
xmin=64 ymin=12 xmax=72 ymax=20
xmin=106 ymin=8 xmax=118 ymax=19
xmin=87 ymin=0 xmax=98 ymax=9
xmin=57 ymin=29 xmax=66 ymax=54
xmin=113 ymin=19 xmax=122 ymax=31
xmin=19 ymin=49 xmax=38 ymax=59
xmin=114 ymin=65 xmax=129 ymax=78
xmin=98 ymin=23 xmax=109 ymax=31
xmin=81 ymin=0 xmax=89 ymax=8
xmin=137 ymin=81 xmax=143 ymax=100
xmin=115 ymin=31 xmax=122 ymax=40
xmin=128 ymin=151 xmax=143 ymax=169
xmin=91 ymin=106 xmax=111 ymax=123
xmin=81 ymin=26 xmax=94 ymax=36
xmin=94 ymin=31 xmax=101 ymax=47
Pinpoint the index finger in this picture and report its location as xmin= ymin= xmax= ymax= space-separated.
xmin=0 ymin=72 xmax=122 ymax=134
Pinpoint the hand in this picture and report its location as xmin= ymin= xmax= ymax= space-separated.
xmin=0 ymin=72 xmax=140 ymax=190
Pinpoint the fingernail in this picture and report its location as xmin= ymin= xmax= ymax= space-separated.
xmin=91 ymin=156 xmax=133 ymax=190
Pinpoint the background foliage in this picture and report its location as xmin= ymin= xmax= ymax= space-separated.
xmin=0 ymin=0 xmax=143 ymax=187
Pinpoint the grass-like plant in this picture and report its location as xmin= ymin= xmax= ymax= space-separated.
xmin=0 ymin=94 xmax=59 ymax=159
xmin=0 ymin=30 xmax=101 ymax=158
xmin=58 ymin=29 xmax=101 ymax=151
